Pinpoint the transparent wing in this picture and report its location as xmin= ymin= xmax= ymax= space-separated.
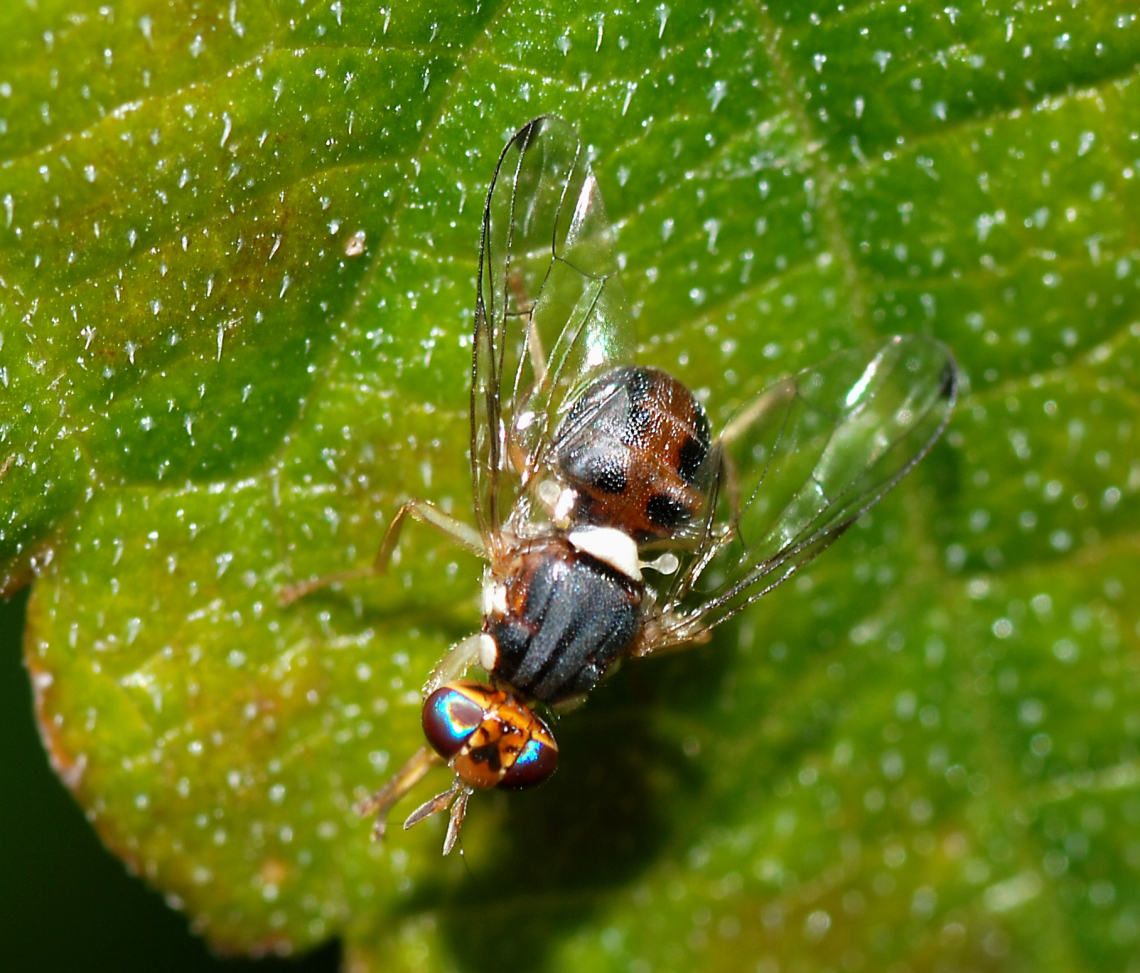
xmin=471 ymin=115 xmax=635 ymax=541
xmin=645 ymin=335 xmax=957 ymax=650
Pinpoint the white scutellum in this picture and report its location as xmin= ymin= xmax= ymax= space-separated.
xmin=566 ymin=527 xmax=643 ymax=582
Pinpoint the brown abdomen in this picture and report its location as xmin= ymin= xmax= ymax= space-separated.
xmin=550 ymin=366 xmax=714 ymax=541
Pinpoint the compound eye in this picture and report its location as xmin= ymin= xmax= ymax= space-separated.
xmin=497 ymin=733 xmax=559 ymax=790
xmin=422 ymin=685 xmax=488 ymax=759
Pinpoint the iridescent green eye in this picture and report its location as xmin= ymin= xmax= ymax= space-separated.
xmin=497 ymin=734 xmax=559 ymax=790
xmin=421 ymin=680 xmax=560 ymax=793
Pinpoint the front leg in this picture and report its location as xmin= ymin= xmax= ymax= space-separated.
xmin=353 ymin=745 xmax=443 ymax=840
xmin=423 ymin=630 xmax=496 ymax=696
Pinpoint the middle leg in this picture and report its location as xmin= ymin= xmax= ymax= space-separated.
xmin=278 ymin=499 xmax=486 ymax=605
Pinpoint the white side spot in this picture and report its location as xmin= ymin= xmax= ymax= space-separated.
xmin=481 ymin=579 xmax=508 ymax=617
xmin=568 ymin=527 xmax=642 ymax=582
xmin=552 ymin=488 xmax=577 ymax=527
xmin=536 ymin=479 xmax=561 ymax=510
xmin=476 ymin=633 xmax=499 ymax=672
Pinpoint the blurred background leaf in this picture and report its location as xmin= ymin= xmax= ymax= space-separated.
xmin=2 ymin=1 xmax=1139 ymax=971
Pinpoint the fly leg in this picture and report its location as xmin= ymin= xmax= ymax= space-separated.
xmin=423 ymin=631 xmax=493 ymax=696
xmin=373 ymin=499 xmax=486 ymax=573
xmin=403 ymin=776 xmax=475 ymax=856
xmin=277 ymin=499 xmax=486 ymax=605
xmin=354 ymin=745 xmax=444 ymax=841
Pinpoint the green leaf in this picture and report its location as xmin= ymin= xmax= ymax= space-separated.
xmin=4 ymin=0 xmax=1140 ymax=970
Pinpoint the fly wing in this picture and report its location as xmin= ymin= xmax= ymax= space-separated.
xmin=471 ymin=115 xmax=635 ymax=540
xmin=647 ymin=336 xmax=957 ymax=648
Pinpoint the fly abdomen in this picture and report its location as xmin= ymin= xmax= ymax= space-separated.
xmin=549 ymin=366 xmax=715 ymax=541
xmin=485 ymin=538 xmax=644 ymax=705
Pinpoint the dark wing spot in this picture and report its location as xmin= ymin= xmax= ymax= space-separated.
xmin=676 ymin=435 xmax=708 ymax=485
xmin=646 ymin=492 xmax=689 ymax=530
